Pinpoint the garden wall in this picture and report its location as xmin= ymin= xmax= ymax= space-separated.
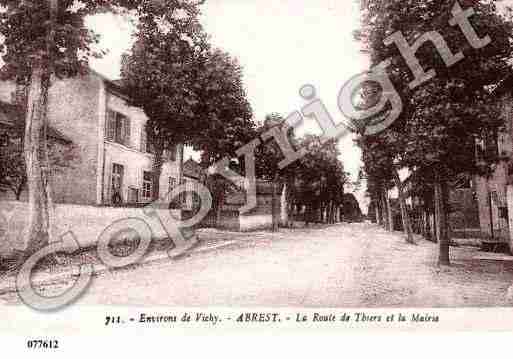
xmin=0 ymin=201 xmax=182 ymax=256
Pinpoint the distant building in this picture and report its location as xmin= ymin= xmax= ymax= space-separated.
xmin=180 ymin=158 xmax=207 ymax=211
xmin=341 ymin=193 xmax=363 ymax=223
xmin=220 ymin=180 xmax=279 ymax=231
xmin=447 ymin=180 xmax=481 ymax=239
xmin=472 ymin=75 xmax=513 ymax=252
xmin=389 ymin=173 xmax=480 ymax=239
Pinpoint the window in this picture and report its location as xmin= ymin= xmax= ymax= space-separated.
xmin=140 ymin=125 xmax=148 ymax=153
xmin=142 ymin=171 xmax=153 ymax=202
xmin=169 ymin=177 xmax=176 ymax=192
xmin=111 ymin=163 xmax=124 ymax=204
xmin=168 ymin=145 xmax=177 ymax=161
xmin=168 ymin=177 xmax=180 ymax=207
xmin=106 ymin=110 xmax=131 ymax=147
xmin=128 ymin=187 xmax=139 ymax=203
xmin=485 ymin=132 xmax=499 ymax=159
xmin=140 ymin=124 xmax=156 ymax=154
xmin=181 ymin=179 xmax=188 ymax=205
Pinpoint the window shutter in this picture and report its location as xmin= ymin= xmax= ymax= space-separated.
xmin=123 ymin=117 xmax=131 ymax=147
xmin=106 ymin=162 xmax=113 ymax=204
xmin=141 ymin=125 xmax=147 ymax=153
xmin=106 ymin=111 xmax=116 ymax=141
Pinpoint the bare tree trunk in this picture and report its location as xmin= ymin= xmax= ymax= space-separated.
xmin=23 ymin=0 xmax=58 ymax=255
xmin=393 ymin=169 xmax=414 ymax=244
xmin=175 ymin=144 xmax=185 ymax=208
xmin=434 ymin=178 xmax=450 ymax=266
xmin=424 ymin=209 xmax=433 ymax=241
xmin=381 ymin=188 xmax=390 ymax=231
xmin=386 ymin=189 xmax=393 ymax=231
xmin=376 ymin=196 xmax=383 ymax=226
xmin=15 ymin=176 xmax=26 ymax=201
xmin=24 ymin=64 xmax=53 ymax=254
xmin=305 ymin=204 xmax=311 ymax=227
xmin=152 ymin=146 xmax=164 ymax=202
xmin=281 ymin=182 xmax=293 ymax=228
xmin=177 ymin=144 xmax=184 ymax=185
xmin=381 ymin=190 xmax=387 ymax=229
xmin=271 ymin=176 xmax=279 ymax=232
xmin=421 ymin=210 xmax=426 ymax=237
xmin=280 ymin=183 xmax=288 ymax=227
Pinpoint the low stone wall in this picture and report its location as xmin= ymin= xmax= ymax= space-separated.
xmin=193 ymin=209 xmax=273 ymax=232
xmin=507 ymin=185 xmax=513 ymax=254
xmin=0 ymin=201 xmax=182 ymax=256
xmin=239 ymin=213 xmax=273 ymax=232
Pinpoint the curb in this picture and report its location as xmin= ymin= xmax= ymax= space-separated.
xmin=0 ymin=238 xmax=239 ymax=296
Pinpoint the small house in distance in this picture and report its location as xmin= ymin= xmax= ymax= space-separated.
xmin=219 ymin=180 xmax=279 ymax=231
xmin=341 ymin=193 xmax=363 ymax=223
xmin=176 ymin=158 xmax=280 ymax=232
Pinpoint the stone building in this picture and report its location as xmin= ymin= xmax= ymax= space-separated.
xmin=0 ymin=101 xmax=73 ymax=200
xmin=220 ymin=180 xmax=279 ymax=231
xmin=0 ymin=70 xmax=182 ymax=206
xmin=473 ymin=75 xmax=513 ymax=252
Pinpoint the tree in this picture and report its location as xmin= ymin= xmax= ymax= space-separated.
xmin=272 ymin=134 xmax=348 ymax=227
xmin=121 ymin=16 xmax=254 ymax=203
xmin=121 ymin=6 xmax=207 ymax=200
xmin=357 ymin=136 xmax=394 ymax=232
xmin=253 ymin=115 xmax=347 ymax=230
xmin=357 ymin=132 xmax=415 ymax=243
xmin=0 ymin=0 xmax=102 ymax=254
xmin=0 ymin=0 xmax=208 ymax=255
xmin=253 ymin=114 xmax=289 ymax=231
xmin=357 ymin=0 xmax=513 ymax=264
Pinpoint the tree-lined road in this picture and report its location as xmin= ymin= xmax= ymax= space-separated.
xmin=1 ymin=223 xmax=511 ymax=307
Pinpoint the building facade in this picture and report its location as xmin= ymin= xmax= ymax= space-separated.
xmin=474 ymin=76 xmax=513 ymax=252
xmin=0 ymin=71 xmax=182 ymax=206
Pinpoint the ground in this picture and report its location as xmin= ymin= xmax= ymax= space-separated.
xmin=1 ymin=223 xmax=512 ymax=307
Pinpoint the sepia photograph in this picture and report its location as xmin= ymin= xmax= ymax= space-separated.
xmin=1 ymin=0 xmax=513 ymax=353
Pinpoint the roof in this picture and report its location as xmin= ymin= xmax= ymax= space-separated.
xmin=46 ymin=126 xmax=72 ymax=144
xmin=89 ymin=69 xmax=130 ymax=101
xmin=183 ymin=158 xmax=206 ymax=179
xmin=0 ymin=100 xmax=72 ymax=144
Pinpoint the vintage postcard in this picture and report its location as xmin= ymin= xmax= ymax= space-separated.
xmin=1 ymin=0 xmax=513 ymax=355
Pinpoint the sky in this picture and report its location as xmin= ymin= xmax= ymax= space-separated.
xmin=87 ymin=1 xmax=371 ymax=211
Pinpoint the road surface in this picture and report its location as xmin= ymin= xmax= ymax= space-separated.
xmin=1 ymin=223 xmax=512 ymax=307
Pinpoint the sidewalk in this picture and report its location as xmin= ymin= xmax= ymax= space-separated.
xmin=0 ymin=228 xmax=248 ymax=296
